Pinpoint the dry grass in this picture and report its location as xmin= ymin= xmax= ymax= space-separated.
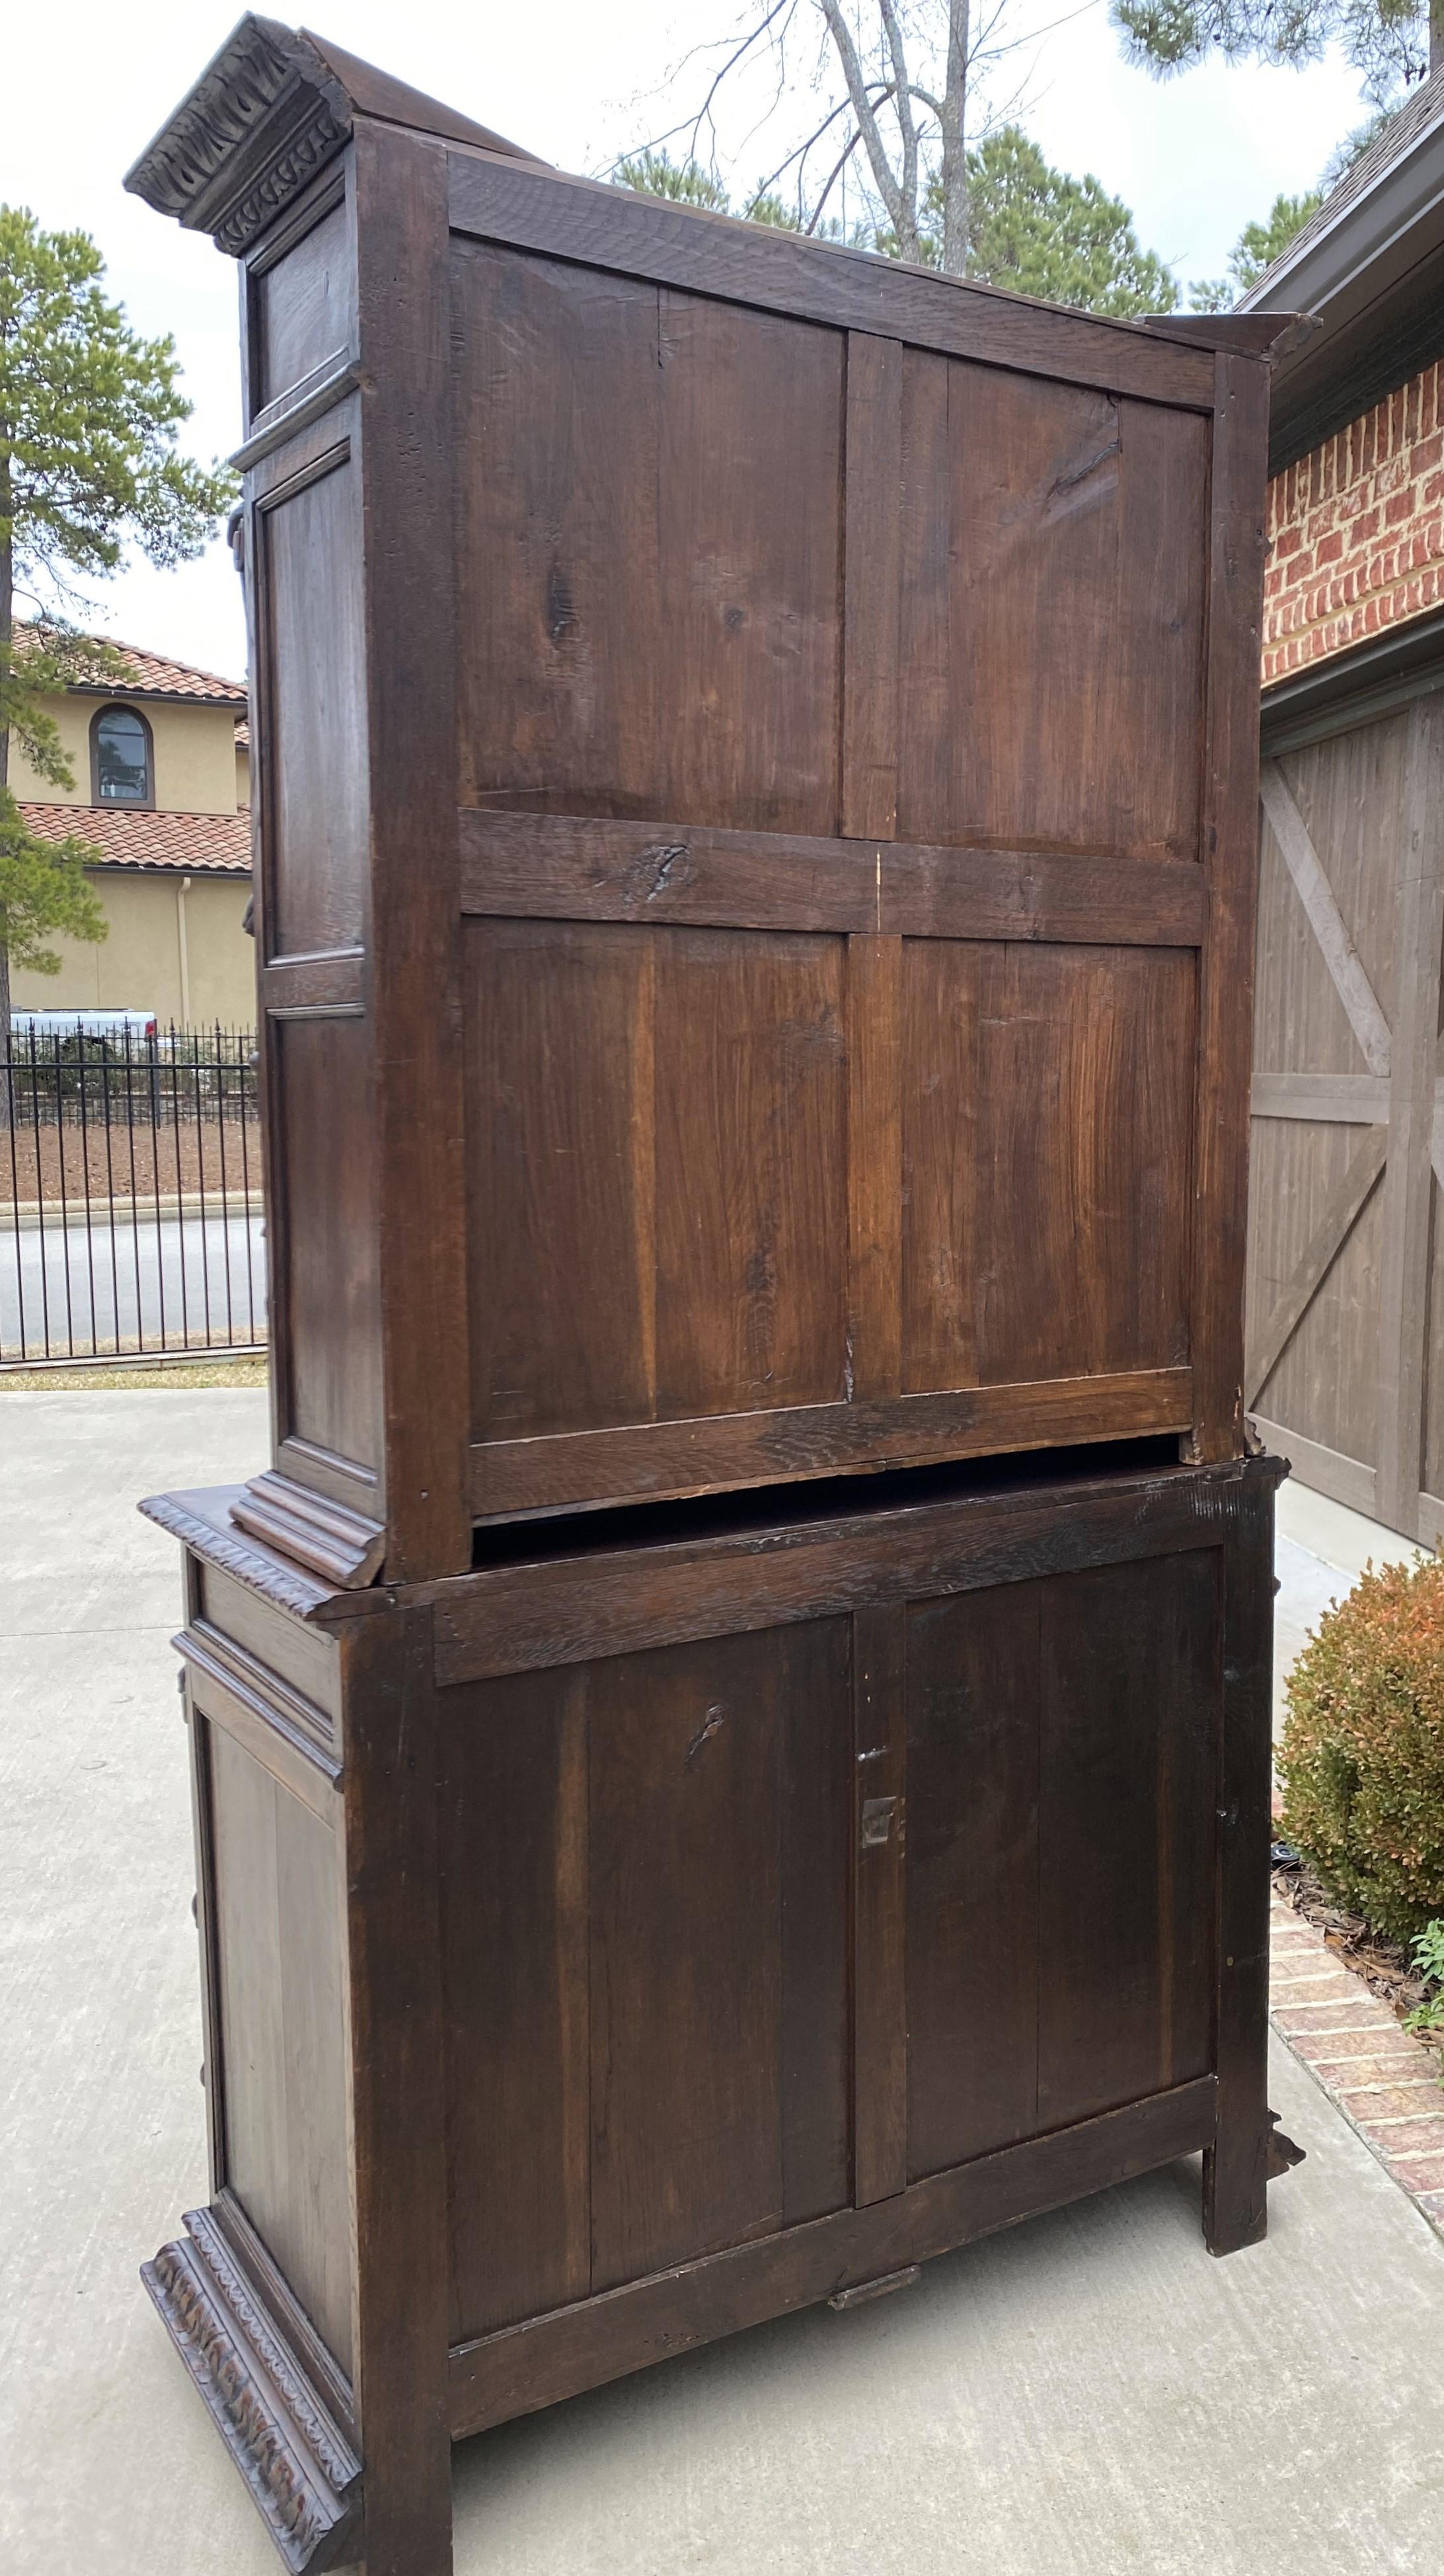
xmin=0 ymin=1357 xmax=268 ymax=1391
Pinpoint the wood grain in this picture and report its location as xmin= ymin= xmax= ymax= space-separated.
xmin=458 ymin=807 xmax=1209 ymax=943
xmin=1187 ymin=352 xmax=1271 ymax=1463
xmin=447 ymin=2078 xmax=1220 ymax=2437
xmin=439 ymin=1451 xmax=1247 ymax=1687
xmin=356 ymin=122 xmax=471 ymax=1582
xmin=842 ymin=334 xmax=902 ymax=839
xmin=469 ymin=1368 xmax=1194 ymax=1521
xmin=445 ymin=151 xmax=1217 ymax=411
xmin=852 ymin=1605 xmax=907 ymax=2205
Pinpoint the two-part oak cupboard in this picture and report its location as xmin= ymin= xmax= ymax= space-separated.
xmin=126 ymin=17 xmax=1297 ymax=2573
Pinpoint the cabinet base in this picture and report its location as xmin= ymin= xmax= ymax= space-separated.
xmin=141 ymin=2208 xmax=362 ymax=2574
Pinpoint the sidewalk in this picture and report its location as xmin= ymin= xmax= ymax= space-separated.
xmin=2 ymin=1394 xmax=1442 ymax=2574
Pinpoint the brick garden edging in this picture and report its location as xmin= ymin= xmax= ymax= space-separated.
xmin=1271 ymin=1893 xmax=1444 ymax=2238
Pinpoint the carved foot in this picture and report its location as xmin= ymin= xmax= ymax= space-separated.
xmin=142 ymin=2208 xmax=361 ymax=2573
xmin=1266 ymin=2105 xmax=1306 ymax=2179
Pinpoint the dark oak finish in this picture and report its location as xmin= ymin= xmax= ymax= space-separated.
xmin=141 ymin=1447 xmax=1285 ymax=2570
xmin=128 ymin=29 xmax=1287 ymax=2575
xmin=132 ymin=24 xmax=1276 ymax=1571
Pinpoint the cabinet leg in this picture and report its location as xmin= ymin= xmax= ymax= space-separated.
xmin=1201 ymin=2119 xmax=1268 ymax=2256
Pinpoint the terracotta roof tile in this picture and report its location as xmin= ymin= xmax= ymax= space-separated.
xmin=19 ymin=803 xmax=252 ymax=876
xmin=15 ymin=622 xmax=247 ymax=709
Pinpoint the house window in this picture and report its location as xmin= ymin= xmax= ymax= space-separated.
xmin=91 ymin=704 xmax=153 ymax=805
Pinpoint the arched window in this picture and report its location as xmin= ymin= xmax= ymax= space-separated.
xmin=91 ymin=704 xmax=153 ymax=806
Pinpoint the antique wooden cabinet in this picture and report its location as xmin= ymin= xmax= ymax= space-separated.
xmin=126 ymin=22 xmax=1297 ymax=2576
xmin=128 ymin=15 xmax=1283 ymax=1588
xmin=141 ymin=1444 xmax=1285 ymax=2575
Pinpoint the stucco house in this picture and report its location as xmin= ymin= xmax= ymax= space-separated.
xmin=1243 ymin=71 xmax=1444 ymax=1541
xmin=9 ymin=631 xmax=252 ymax=1028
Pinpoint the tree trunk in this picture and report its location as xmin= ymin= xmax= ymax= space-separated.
xmin=939 ymin=0 xmax=971 ymax=273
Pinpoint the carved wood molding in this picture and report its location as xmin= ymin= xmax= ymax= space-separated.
xmin=231 ymin=1471 xmax=387 ymax=1589
xmin=123 ymin=19 xmax=352 ymax=256
xmin=143 ymin=2208 xmax=361 ymax=2573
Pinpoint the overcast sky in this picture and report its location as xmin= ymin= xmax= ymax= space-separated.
xmin=7 ymin=1 xmax=1369 ymax=683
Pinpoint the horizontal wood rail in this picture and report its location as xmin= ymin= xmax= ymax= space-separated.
xmin=445 ymin=151 xmax=1217 ymax=412
xmin=459 ymin=810 xmax=1207 ymax=946
xmin=439 ymin=1446 xmax=1237 ymax=1686
xmin=446 ymin=2075 xmax=1218 ymax=2437
xmin=469 ymin=1369 xmax=1194 ymax=1525
xmin=260 ymin=949 xmax=365 ymax=1018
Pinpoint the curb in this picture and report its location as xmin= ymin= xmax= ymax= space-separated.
xmin=1270 ymin=1893 xmax=1444 ymax=2240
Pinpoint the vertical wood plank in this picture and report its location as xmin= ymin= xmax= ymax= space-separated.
xmin=1204 ymin=1466 xmax=1279 ymax=2254
xmin=1375 ymin=697 xmax=1444 ymax=1536
xmin=847 ymin=933 xmax=903 ymax=1401
xmin=338 ymin=1605 xmax=453 ymax=2573
xmin=841 ymin=332 xmax=902 ymax=841
xmin=853 ymin=1604 xmax=907 ymax=2206
xmin=905 ymin=1582 xmax=1042 ymax=2176
xmin=439 ymin=1665 xmax=591 ymax=2341
xmin=354 ymin=122 xmax=470 ymax=1579
xmin=1186 ymin=351 xmax=1271 ymax=1464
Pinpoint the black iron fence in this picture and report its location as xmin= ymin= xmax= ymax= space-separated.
xmin=1 ymin=1025 xmax=266 ymax=1366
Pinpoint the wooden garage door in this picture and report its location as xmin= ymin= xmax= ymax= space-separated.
xmin=1246 ymin=689 xmax=1444 ymax=1540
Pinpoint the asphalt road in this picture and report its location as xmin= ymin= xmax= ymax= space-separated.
xmin=0 ymin=1210 xmax=266 ymax=1358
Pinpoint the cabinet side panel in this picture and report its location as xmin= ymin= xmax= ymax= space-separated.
xmin=253 ymin=196 xmax=354 ymax=410
xmin=453 ymin=243 xmax=843 ymax=832
xmin=260 ymin=454 xmax=367 ymax=960
xmin=1038 ymin=1551 xmax=1219 ymax=2125
xmin=207 ymin=1722 xmax=353 ymax=2375
xmin=274 ymin=1013 xmax=381 ymax=1475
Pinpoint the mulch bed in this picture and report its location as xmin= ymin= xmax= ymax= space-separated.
xmin=1272 ymin=1851 xmax=1444 ymax=2072
xmin=3 ymin=1124 xmax=262 ymax=1206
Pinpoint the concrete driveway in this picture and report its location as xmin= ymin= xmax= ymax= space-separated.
xmin=3 ymin=1391 xmax=1443 ymax=2574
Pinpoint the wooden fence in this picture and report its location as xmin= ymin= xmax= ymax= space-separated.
xmin=1246 ymin=680 xmax=1444 ymax=1541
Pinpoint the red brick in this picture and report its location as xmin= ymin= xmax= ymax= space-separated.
xmin=1388 ymin=2154 xmax=1444 ymax=2191
xmin=1372 ymin=2115 xmax=1444 ymax=2156
xmin=1311 ymin=2050 xmax=1434 ymax=2086
xmin=1386 ymin=483 xmax=1418 ymax=526
xmin=1316 ymin=529 xmax=1346 ymax=565
xmin=1338 ymin=2082 xmax=1444 ymax=2120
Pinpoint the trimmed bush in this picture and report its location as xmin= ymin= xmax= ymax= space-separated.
xmin=1279 ymin=1552 xmax=1444 ymax=1945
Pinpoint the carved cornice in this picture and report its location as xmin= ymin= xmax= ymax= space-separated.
xmin=124 ymin=18 xmax=352 ymax=257
xmin=125 ymin=11 xmax=545 ymax=257
xmin=143 ymin=2208 xmax=361 ymax=2573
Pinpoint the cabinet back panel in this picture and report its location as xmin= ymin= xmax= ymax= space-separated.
xmin=905 ymin=1547 xmax=1219 ymax=2180
xmin=465 ymin=919 xmax=848 ymax=1438
xmin=439 ymin=1619 xmax=851 ymax=2337
xmin=901 ymin=941 xmax=1196 ymax=1391
xmin=896 ymin=356 xmax=1207 ymax=857
xmin=453 ymin=244 xmax=845 ymax=832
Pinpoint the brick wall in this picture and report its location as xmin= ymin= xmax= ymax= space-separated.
xmin=1263 ymin=358 xmax=1444 ymax=683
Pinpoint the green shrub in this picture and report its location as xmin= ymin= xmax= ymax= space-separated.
xmin=1278 ymin=1553 xmax=1444 ymax=1945
xmin=1405 ymin=1919 xmax=1444 ymax=2035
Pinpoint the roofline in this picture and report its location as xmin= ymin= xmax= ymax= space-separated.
xmin=1238 ymin=87 xmax=1444 ymax=472
xmin=65 ymin=681 xmax=248 ymax=711
xmin=1239 ymin=91 xmax=1444 ymax=324
xmin=79 ymin=861 xmax=254 ymax=878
